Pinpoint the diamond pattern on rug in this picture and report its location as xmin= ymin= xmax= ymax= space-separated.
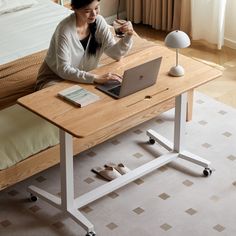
xmin=160 ymin=223 xmax=172 ymax=231
xmin=110 ymin=139 xmax=120 ymax=145
xmin=35 ymin=176 xmax=46 ymax=183
xmin=155 ymin=118 xmax=164 ymax=124
xmin=80 ymin=206 xmax=93 ymax=213
xmin=213 ymin=224 xmax=226 ymax=232
xmin=107 ymin=192 xmax=119 ymax=199
xmin=185 ymin=208 xmax=197 ymax=215
xmin=86 ymin=151 xmax=97 ymax=157
xmin=222 ymin=131 xmax=232 ymax=137
xmin=133 ymin=207 xmax=145 ymax=215
xmin=182 ymin=179 xmax=194 ymax=187
xmin=133 ymin=152 xmax=143 ymax=158
xmin=29 ymin=205 xmax=41 ymax=213
xmin=201 ymin=142 xmax=212 ymax=148
xmin=106 ymin=222 xmax=118 ymax=230
xmin=158 ymin=192 xmax=170 ymax=200
xmin=133 ymin=178 xmax=144 ymax=185
xmin=84 ymin=177 xmax=95 ymax=184
xmin=226 ymin=155 xmax=236 ymax=161
xmin=198 ymin=120 xmax=208 ymax=125
xmin=133 ymin=129 xmax=143 ymax=134
xmin=210 ymin=195 xmax=220 ymax=202
xmin=218 ymin=110 xmax=227 ymax=115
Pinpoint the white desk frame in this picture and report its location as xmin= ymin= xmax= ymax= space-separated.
xmin=27 ymin=92 xmax=212 ymax=236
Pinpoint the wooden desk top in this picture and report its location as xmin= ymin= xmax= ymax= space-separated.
xmin=18 ymin=45 xmax=222 ymax=138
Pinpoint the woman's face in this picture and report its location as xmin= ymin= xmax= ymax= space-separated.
xmin=75 ymin=0 xmax=100 ymax=24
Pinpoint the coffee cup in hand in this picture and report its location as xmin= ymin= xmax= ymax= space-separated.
xmin=113 ymin=19 xmax=126 ymax=37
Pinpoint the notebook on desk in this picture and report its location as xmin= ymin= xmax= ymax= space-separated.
xmin=95 ymin=57 xmax=162 ymax=99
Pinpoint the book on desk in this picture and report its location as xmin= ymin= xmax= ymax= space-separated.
xmin=58 ymin=85 xmax=100 ymax=107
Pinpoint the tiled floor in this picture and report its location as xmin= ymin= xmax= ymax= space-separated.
xmin=1 ymin=92 xmax=236 ymax=236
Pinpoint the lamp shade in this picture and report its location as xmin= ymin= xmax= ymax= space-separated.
xmin=165 ymin=30 xmax=190 ymax=48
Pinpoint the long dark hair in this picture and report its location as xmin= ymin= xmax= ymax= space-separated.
xmin=71 ymin=0 xmax=101 ymax=56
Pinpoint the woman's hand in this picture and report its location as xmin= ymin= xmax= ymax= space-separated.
xmin=119 ymin=20 xmax=134 ymax=36
xmin=93 ymin=73 xmax=122 ymax=84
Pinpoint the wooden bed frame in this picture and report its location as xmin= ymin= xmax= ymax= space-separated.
xmin=0 ymin=35 xmax=193 ymax=191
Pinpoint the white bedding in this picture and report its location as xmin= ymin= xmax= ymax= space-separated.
xmin=0 ymin=0 xmax=71 ymax=65
xmin=0 ymin=0 xmax=38 ymax=15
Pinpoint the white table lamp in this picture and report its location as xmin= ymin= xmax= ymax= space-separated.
xmin=165 ymin=30 xmax=190 ymax=77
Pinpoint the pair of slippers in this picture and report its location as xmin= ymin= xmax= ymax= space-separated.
xmin=92 ymin=163 xmax=130 ymax=181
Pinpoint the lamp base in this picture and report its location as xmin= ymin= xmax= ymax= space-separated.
xmin=168 ymin=65 xmax=185 ymax=77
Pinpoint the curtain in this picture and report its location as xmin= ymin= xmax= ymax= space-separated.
xmin=126 ymin=0 xmax=142 ymax=24
xmin=180 ymin=0 xmax=191 ymax=34
xmin=191 ymin=0 xmax=227 ymax=49
xmin=126 ymin=0 xmax=191 ymax=34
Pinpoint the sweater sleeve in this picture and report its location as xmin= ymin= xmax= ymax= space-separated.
xmin=98 ymin=17 xmax=133 ymax=60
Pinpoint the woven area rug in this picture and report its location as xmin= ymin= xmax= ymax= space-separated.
xmin=1 ymin=92 xmax=236 ymax=236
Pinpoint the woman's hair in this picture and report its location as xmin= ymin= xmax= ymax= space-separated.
xmin=71 ymin=0 xmax=99 ymax=9
xmin=71 ymin=0 xmax=101 ymax=56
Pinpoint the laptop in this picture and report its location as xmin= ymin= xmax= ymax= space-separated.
xmin=95 ymin=57 xmax=162 ymax=99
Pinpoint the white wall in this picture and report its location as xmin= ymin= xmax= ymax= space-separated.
xmin=100 ymin=0 xmax=126 ymax=18
xmin=225 ymin=0 xmax=236 ymax=49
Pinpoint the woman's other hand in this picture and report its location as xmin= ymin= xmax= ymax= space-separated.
xmin=93 ymin=73 xmax=122 ymax=84
xmin=119 ymin=20 xmax=134 ymax=36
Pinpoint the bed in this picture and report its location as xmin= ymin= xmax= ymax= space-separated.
xmin=0 ymin=0 xmax=193 ymax=190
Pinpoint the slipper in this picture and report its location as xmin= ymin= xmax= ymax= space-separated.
xmin=91 ymin=166 xmax=122 ymax=181
xmin=104 ymin=162 xmax=130 ymax=175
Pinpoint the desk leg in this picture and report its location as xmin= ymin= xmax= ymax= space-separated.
xmin=147 ymin=93 xmax=212 ymax=176
xmin=60 ymin=130 xmax=74 ymax=211
xmin=28 ymin=130 xmax=95 ymax=236
xmin=173 ymin=93 xmax=187 ymax=153
xmin=59 ymin=130 xmax=94 ymax=233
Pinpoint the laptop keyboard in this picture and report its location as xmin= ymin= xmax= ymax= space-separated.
xmin=108 ymin=86 xmax=121 ymax=96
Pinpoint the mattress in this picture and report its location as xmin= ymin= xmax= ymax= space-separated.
xmin=0 ymin=0 xmax=72 ymax=65
xmin=0 ymin=104 xmax=59 ymax=170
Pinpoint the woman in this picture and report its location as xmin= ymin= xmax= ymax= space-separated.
xmin=35 ymin=0 xmax=134 ymax=90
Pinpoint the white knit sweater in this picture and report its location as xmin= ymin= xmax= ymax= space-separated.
xmin=45 ymin=13 xmax=133 ymax=84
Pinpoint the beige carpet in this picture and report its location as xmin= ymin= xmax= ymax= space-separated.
xmin=1 ymin=92 xmax=236 ymax=236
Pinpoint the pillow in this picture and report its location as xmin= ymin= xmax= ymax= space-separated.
xmin=0 ymin=0 xmax=38 ymax=15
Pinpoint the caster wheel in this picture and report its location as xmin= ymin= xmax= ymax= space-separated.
xmin=86 ymin=232 xmax=96 ymax=236
xmin=149 ymin=138 xmax=155 ymax=145
xmin=203 ymin=168 xmax=212 ymax=177
xmin=29 ymin=194 xmax=38 ymax=202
